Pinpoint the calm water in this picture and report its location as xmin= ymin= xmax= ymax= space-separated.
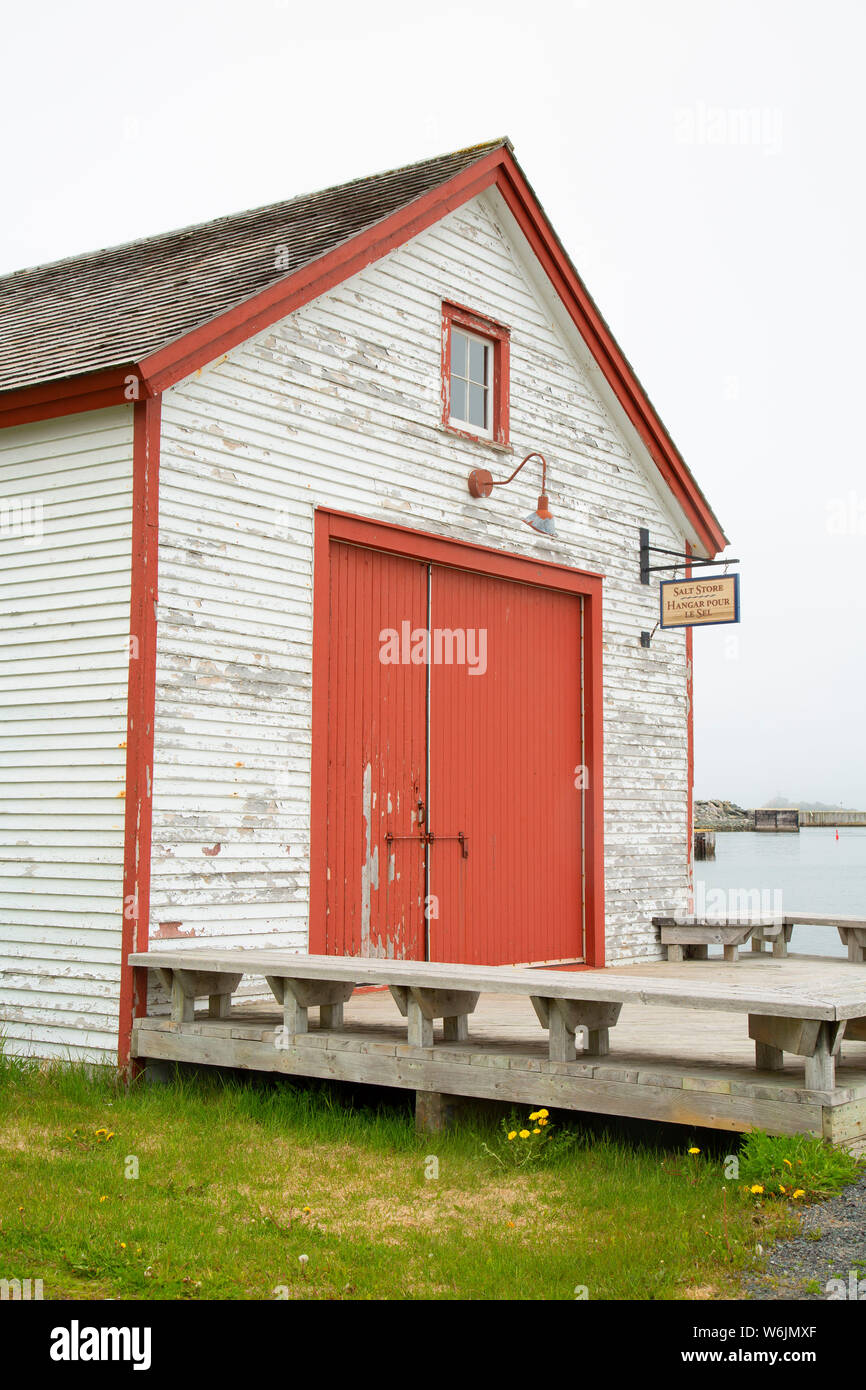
xmin=695 ymin=828 xmax=866 ymax=958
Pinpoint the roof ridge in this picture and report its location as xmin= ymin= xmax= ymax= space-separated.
xmin=0 ymin=138 xmax=510 ymax=284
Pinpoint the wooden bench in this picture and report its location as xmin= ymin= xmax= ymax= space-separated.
xmin=779 ymin=915 xmax=866 ymax=963
xmin=129 ymin=948 xmax=866 ymax=1091
xmin=654 ymin=915 xmax=866 ymax=963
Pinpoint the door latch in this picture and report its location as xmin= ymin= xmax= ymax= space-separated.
xmin=385 ymin=829 xmax=469 ymax=858
xmin=426 ymin=831 xmax=469 ymax=859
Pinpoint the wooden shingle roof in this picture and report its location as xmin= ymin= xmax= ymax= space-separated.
xmin=0 ymin=141 xmax=506 ymax=393
xmin=0 ymin=137 xmax=728 ymax=553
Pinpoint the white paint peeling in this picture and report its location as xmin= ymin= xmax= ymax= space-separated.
xmin=152 ymin=192 xmax=692 ymax=967
xmin=0 ymin=188 xmax=702 ymax=1067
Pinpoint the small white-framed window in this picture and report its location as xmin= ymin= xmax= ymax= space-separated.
xmin=449 ymin=327 xmax=493 ymax=437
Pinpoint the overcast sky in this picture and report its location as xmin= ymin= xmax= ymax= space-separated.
xmin=3 ymin=0 xmax=863 ymax=809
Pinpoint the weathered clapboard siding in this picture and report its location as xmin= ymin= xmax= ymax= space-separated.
xmin=153 ymin=191 xmax=690 ymax=963
xmin=0 ymin=407 xmax=133 ymax=1060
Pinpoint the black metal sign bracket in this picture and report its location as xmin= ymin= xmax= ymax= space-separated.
xmin=639 ymin=527 xmax=739 ymax=585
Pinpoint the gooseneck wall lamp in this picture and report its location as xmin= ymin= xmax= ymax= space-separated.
xmin=467 ymin=452 xmax=556 ymax=537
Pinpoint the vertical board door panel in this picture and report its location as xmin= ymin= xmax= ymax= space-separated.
xmin=428 ymin=566 xmax=584 ymax=965
xmin=325 ymin=542 xmax=427 ymax=958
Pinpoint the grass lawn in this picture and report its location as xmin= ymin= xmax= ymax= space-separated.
xmin=0 ymin=1055 xmax=803 ymax=1301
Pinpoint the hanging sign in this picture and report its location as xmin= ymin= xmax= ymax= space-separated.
xmin=659 ymin=574 xmax=740 ymax=628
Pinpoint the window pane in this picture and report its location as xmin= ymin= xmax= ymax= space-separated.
xmin=468 ymin=382 xmax=487 ymax=429
xmin=451 ymin=329 xmax=468 ymax=379
xmin=468 ymin=337 xmax=488 ymax=385
xmin=450 ymin=375 xmax=467 ymax=422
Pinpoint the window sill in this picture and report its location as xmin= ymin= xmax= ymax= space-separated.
xmin=438 ymin=423 xmax=513 ymax=454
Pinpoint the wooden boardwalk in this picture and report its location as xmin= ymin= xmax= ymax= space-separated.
xmin=131 ymin=953 xmax=866 ymax=1150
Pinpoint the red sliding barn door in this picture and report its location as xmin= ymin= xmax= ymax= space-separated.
xmin=319 ymin=533 xmax=587 ymax=966
xmin=323 ymin=542 xmax=427 ymax=958
xmin=428 ymin=567 xmax=584 ymax=965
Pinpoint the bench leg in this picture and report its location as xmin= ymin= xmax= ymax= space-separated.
xmin=666 ymin=944 xmax=684 ymax=963
xmin=442 ymin=1014 xmax=469 ymax=1042
xmin=755 ymin=1041 xmax=784 ymax=1071
xmin=319 ymin=1002 xmax=344 ymax=1029
xmin=170 ymin=975 xmax=195 ymax=1024
xmin=771 ymin=934 xmax=789 ymax=959
xmin=407 ymin=998 xmax=434 ymax=1048
xmin=849 ymin=939 xmax=866 ymax=964
xmin=723 ymin=944 xmax=739 ymax=963
xmin=283 ymin=993 xmax=308 ymax=1035
xmin=547 ymin=1005 xmax=575 ymax=1062
xmin=750 ymin=1015 xmax=841 ymax=1089
xmin=804 ymin=1024 xmax=837 ymax=1090
xmin=266 ymin=977 xmax=355 ymax=1035
xmin=160 ymin=968 xmax=242 ymax=1024
xmin=389 ymin=986 xmax=478 ymax=1048
xmin=584 ymin=1027 xmax=611 ymax=1057
xmin=532 ymin=997 xmax=621 ymax=1063
xmin=751 ymin=937 xmax=765 ymax=953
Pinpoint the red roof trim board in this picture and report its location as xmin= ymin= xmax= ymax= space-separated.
xmin=0 ymin=142 xmax=726 ymax=554
xmin=0 ymin=365 xmax=148 ymax=430
xmin=491 ymin=161 xmax=728 ymax=554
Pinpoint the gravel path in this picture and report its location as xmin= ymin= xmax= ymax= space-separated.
xmin=743 ymin=1173 xmax=866 ymax=1300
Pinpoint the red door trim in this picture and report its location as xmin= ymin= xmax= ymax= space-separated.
xmin=118 ymin=397 xmax=161 ymax=1072
xmin=309 ymin=508 xmax=606 ymax=967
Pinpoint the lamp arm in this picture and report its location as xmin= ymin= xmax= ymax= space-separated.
xmin=491 ymin=452 xmax=547 ymax=493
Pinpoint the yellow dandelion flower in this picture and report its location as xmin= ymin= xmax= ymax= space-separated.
xmin=538 ymin=1117 xmax=548 ymax=1126
xmin=507 ymin=1131 xmax=517 ymax=1141
xmin=793 ymin=1189 xmax=806 ymax=1199
xmin=537 ymin=1109 xmax=548 ymax=1119
xmin=518 ymin=1129 xmax=530 ymax=1139
xmin=779 ymin=1184 xmax=786 ymax=1193
xmin=528 ymin=1111 xmax=539 ymax=1122
xmin=688 ymin=1147 xmax=700 ymax=1155
xmin=120 ymin=1242 xmax=127 ymax=1249
xmin=532 ymin=1128 xmax=541 ymax=1135
xmin=750 ymin=1185 xmax=764 ymax=1195
xmin=783 ymin=1159 xmax=793 ymax=1168
xmin=99 ymin=1195 xmax=108 ymax=1203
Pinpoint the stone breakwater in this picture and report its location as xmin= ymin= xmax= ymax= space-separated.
xmin=694 ymin=799 xmax=753 ymax=831
xmin=695 ymin=801 xmax=865 ymax=831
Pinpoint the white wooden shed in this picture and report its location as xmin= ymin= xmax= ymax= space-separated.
xmin=0 ymin=140 xmax=727 ymax=1065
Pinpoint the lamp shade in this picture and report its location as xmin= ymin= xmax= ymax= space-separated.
xmin=523 ymin=493 xmax=556 ymax=537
